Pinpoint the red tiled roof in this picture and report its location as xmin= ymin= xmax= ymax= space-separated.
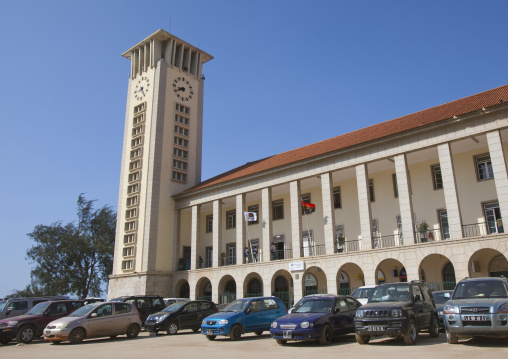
xmin=182 ymin=84 xmax=508 ymax=194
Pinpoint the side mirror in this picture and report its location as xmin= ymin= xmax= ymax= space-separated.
xmin=6 ymin=307 xmax=14 ymax=315
xmin=443 ymin=292 xmax=451 ymax=299
xmin=90 ymin=313 xmax=98 ymax=318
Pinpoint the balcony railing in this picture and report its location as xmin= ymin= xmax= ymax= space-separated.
xmin=336 ymin=239 xmax=361 ymax=253
xmin=415 ymin=228 xmax=449 ymax=243
xmin=220 ymin=255 xmax=236 ymax=266
xmin=244 ymin=249 xmax=263 ymax=264
xmin=373 ymin=234 xmax=403 ymax=249
xmin=271 ymin=248 xmax=293 ymax=261
xmin=301 ymin=244 xmax=326 ymax=257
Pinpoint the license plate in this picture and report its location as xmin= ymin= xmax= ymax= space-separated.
xmin=368 ymin=326 xmax=386 ymax=331
xmin=283 ymin=330 xmax=292 ymax=339
xmin=464 ymin=315 xmax=488 ymax=321
xmin=207 ymin=329 xmax=214 ymax=335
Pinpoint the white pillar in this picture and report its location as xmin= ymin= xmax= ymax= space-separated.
xmin=486 ymin=130 xmax=508 ymax=225
xmin=212 ymin=200 xmax=222 ymax=267
xmin=190 ymin=205 xmax=200 ymax=270
xmin=356 ymin=164 xmax=373 ymax=250
xmin=236 ymin=194 xmax=246 ymax=265
xmin=321 ymin=173 xmax=336 ymax=254
xmin=290 ymin=181 xmax=302 ymax=259
xmin=262 ymin=188 xmax=273 ymax=262
xmin=437 ymin=143 xmax=463 ymax=239
xmin=394 ymin=154 xmax=415 ymax=245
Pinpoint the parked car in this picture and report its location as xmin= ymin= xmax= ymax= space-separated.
xmin=163 ymin=298 xmax=189 ymax=306
xmin=443 ymin=276 xmax=508 ymax=344
xmin=44 ymin=302 xmax=141 ymax=344
xmin=270 ymin=294 xmax=361 ymax=345
xmin=432 ymin=290 xmax=453 ymax=329
xmin=145 ymin=300 xmax=218 ymax=334
xmin=201 ymin=296 xmax=287 ymax=340
xmin=0 ymin=296 xmax=69 ymax=320
xmin=0 ymin=300 xmax=84 ymax=345
xmin=288 ymin=294 xmax=329 ymax=313
xmin=354 ymin=281 xmax=439 ymax=345
xmin=351 ymin=286 xmax=377 ymax=305
xmin=110 ymin=295 xmax=164 ymax=323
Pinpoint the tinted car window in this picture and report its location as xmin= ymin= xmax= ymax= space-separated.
xmin=334 ymin=298 xmax=348 ymax=312
xmin=33 ymin=300 xmax=47 ymax=306
xmin=370 ymin=285 xmax=410 ymax=302
xmin=137 ymin=298 xmax=152 ymax=309
xmin=453 ymin=280 xmax=508 ymax=299
xmin=345 ymin=297 xmax=360 ymax=310
xmin=248 ymin=300 xmax=262 ymax=312
xmin=153 ymin=298 xmax=163 ymax=306
xmin=94 ymin=304 xmax=113 ymax=317
xmin=295 ymin=299 xmax=333 ymax=313
xmin=12 ymin=301 xmax=28 ymax=310
xmin=263 ymin=298 xmax=279 ymax=310
xmin=200 ymin=302 xmax=212 ymax=310
xmin=125 ymin=298 xmax=136 ymax=305
xmin=47 ymin=302 xmax=69 ymax=316
xmin=115 ymin=303 xmax=131 ymax=314
xmin=184 ymin=303 xmax=198 ymax=312
xmin=71 ymin=301 xmax=84 ymax=309
xmin=26 ymin=302 xmax=51 ymax=315
xmin=412 ymin=285 xmax=423 ymax=300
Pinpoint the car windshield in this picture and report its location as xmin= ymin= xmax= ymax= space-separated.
xmin=26 ymin=301 xmax=51 ymax=315
xmin=293 ymin=299 xmax=334 ymax=313
xmin=109 ymin=298 xmax=124 ymax=302
xmin=68 ymin=304 xmax=99 ymax=317
xmin=222 ymin=300 xmax=249 ymax=312
xmin=351 ymin=288 xmax=375 ymax=299
xmin=432 ymin=292 xmax=452 ymax=303
xmin=0 ymin=300 xmax=7 ymax=311
xmin=452 ymin=280 xmax=508 ymax=299
xmin=163 ymin=303 xmax=185 ymax=312
xmin=369 ymin=285 xmax=411 ymax=302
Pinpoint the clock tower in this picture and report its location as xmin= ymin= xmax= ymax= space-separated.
xmin=108 ymin=30 xmax=213 ymax=298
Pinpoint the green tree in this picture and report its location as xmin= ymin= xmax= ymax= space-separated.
xmin=24 ymin=194 xmax=116 ymax=298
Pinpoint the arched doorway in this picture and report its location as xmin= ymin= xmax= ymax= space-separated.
xmin=246 ymin=278 xmax=263 ymax=297
xmin=304 ymin=273 xmax=318 ymax=295
xmin=443 ymin=262 xmax=456 ymax=290
xmin=223 ymin=280 xmax=237 ymax=304
xmin=489 ymin=255 xmax=508 ymax=277
xmin=196 ymin=277 xmax=212 ymax=301
xmin=338 ymin=271 xmax=350 ymax=295
xmin=274 ymin=275 xmax=290 ymax=308
xmin=179 ymin=281 xmax=190 ymax=298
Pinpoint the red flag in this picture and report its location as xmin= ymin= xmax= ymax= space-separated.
xmin=302 ymin=201 xmax=316 ymax=213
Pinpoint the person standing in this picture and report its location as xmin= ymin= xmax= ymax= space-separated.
xmin=271 ymin=242 xmax=277 ymax=260
xmin=252 ymin=246 xmax=258 ymax=262
xmin=244 ymin=246 xmax=250 ymax=263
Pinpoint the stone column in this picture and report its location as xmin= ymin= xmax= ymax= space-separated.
xmin=190 ymin=205 xmax=200 ymax=270
xmin=394 ymin=154 xmax=415 ymax=245
xmin=321 ymin=173 xmax=336 ymax=254
xmin=486 ymin=130 xmax=508 ymax=225
xmin=437 ymin=143 xmax=463 ymax=239
xmin=212 ymin=199 xmax=222 ymax=267
xmin=290 ymin=181 xmax=302 ymax=259
xmin=236 ymin=194 xmax=246 ymax=265
xmin=261 ymin=187 xmax=273 ymax=262
xmin=356 ymin=164 xmax=373 ymax=250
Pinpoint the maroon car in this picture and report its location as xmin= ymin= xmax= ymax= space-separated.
xmin=0 ymin=300 xmax=84 ymax=344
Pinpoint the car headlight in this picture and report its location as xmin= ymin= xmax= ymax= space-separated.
xmin=157 ymin=314 xmax=169 ymax=323
xmin=443 ymin=304 xmax=458 ymax=314
xmin=218 ymin=319 xmax=228 ymax=325
xmin=57 ymin=322 xmax=72 ymax=329
xmin=497 ymin=303 xmax=508 ymax=313
xmin=391 ymin=309 xmax=402 ymax=318
xmin=7 ymin=321 xmax=18 ymax=326
xmin=202 ymin=319 xmax=207 ymax=325
xmin=356 ymin=310 xmax=364 ymax=319
xmin=300 ymin=321 xmax=310 ymax=328
xmin=272 ymin=321 xmax=278 ymax=328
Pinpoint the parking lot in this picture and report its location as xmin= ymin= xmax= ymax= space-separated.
xmin=1 ymin=330 xmax=507 ymax=359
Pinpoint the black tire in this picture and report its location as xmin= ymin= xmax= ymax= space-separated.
xmin=69 ymin=328 xmax=85 ymax=344
xmin=229 ymin=324 xmax=242 ymax=341
xmin=403 ymin=319 xmax=417 ymax=345
xmin=276 ymin=339 xmax=287 ymax=345
xmin=429 ymin=315 xmax=439 ymax=338
xmin=0 ymin=337 xmax=10 ymax=345
xmin=166 ymin=322 xmax=178 ymax=335
xmin=319 ymin=325 xmax=332 ymax=345
xmin=206 ymin=334 xmax=216 ymax=340
xmin=445 ymin=327 xmax=459 ymax=344
xmin=254 ymin=331 xmax=263 ymax=336
xmin=355 ymin=333 xmax=370 ymax=344
xmin=126 ymin=323 xmax=140 ymax=338
xmin=16 ymin=325 xmax=35 ymax=344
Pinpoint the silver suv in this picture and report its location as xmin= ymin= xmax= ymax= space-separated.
xmin=444 ymin=277 xmax=508 ymax=344
xmin=0 ymin=296 xmax=69 ymax=320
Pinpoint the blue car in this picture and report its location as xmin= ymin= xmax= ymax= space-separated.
xmin=270 ymin=294 xmax=361 ymax=345
xmin=201 ymin=297 xmax=287 ymax=340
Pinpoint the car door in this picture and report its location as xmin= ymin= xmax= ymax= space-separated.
xmin=261 ymin=298 xmax=285 ymax=327
xmin=37 ymin=302 xmax=70 ymax=334
xmin=86 ymin=303 xmax=114 ymax=338
xmin=7 ymin=300 xmax=29 ymax=318
xmin=113 ymin=303 xmax=135 ymax=334
xmin=344 ymin=298 xmax=361 ymax=333
xmin=197 ymin=302 xmax=216 ymax=328
xmin=411 ymin=285 xmax=429 ymax=328
xmin=243 ymin=299 xmax=265 ymax=331
xmin=178 ymin=302 xmax=199 ymax=329
xmin=329 ymin=298 xmax=351 ymax=335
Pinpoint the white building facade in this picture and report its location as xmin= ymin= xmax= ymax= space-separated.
xmin=109 ymin=30 xmax=508 ymax=309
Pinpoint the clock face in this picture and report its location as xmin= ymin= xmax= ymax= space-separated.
xmin=173 ymin=77 xmax=193 ymax=101
xmin=134 ymin=76 xmax=150 ymax=101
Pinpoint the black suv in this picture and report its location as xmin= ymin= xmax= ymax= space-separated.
xmin=110 ymin=295 xmax=165 ymax=323
xmin=354 ymin=281 xmax=439 ymax=345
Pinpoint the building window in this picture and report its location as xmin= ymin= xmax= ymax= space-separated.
xmin=247 ymin=205 xmax=259 ymax=224
xmin=431 ymin=164 xmax=443 ymax=189
xmin=175 ymin=103 xmax=190 ymax=114
xmin=226 ymin=210 xmax=236 ymax=229
xmin=369 ymin=179 xmax=375 ymax=202
xmin=126 ymin=195 xmax=138 ymax=207
xmin=130 ymin=148 xmax=142 ymax=159
xmin=124 ymin=233 xmax=136 ymax=244
xmin=273 ymin=200 xmax=284 ymax=220
xmin=333 ymin=186 xmax=341 ymax=209
xmin=172 ymin=171 xmax=187 ymax=182
xmin=124 ymin=221 xmax=136 ymax=231
xmin=173 ymin=136 xmax=189 ymax=147
xmin=132 ymin=125 xmax=144 ymax=137
xmin=133 ymin=102 xmax=146 ymax=114
xmin=172 ymin=159 xmax=188 ymax=171
xmin=129 ymin=159 xmax=141 ymax=171
xmin=133 ymin=113 xmax=145 ymax=126
xmin=392 ymin=174 xmax=398 ymax=198
xmin=125 ymin=208 xmax=137 ymax=219
xmin=475 ymin=154 xmax=494 ymax=181
xmin=206 ymin=215 xmax=213 ymax=233
xmin=174 ymin=125 xmax=189 ymax=136
xmin=128 ymin=171 xmax=140 ymax=183
xmin=131 ymin=136 xmax=143 ymax=148
xmin=175 ymin=114 xmax=190 ymax=126
xmin=123 ymin=246 xmax=135 ymax=257
xmin=121 ymin=260 xmax=134 ymax=270
xmin=173 ymin=148 xmax=188 ymax=159
xmin=127 ymin=183 xmax=139 ymax=195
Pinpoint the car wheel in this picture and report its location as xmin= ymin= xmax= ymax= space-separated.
xmin=16 ymin=325 xmax=35 ymax=344
xmin=126 ymin=323 xmax=140 ymax=338
xmin=403 ymin=319 xmax=417 ymax=345
xmin=69 ymin=328 xmax=85 ymax=344
xmin=445 ymin=327 xmax=459 ymax=344
xmin=319 ymin=325 xmax=332 ymax=345
xmin=254 ymin=331 xmax=263 ymax=336
xmin=0 ymin=337 xmax=10 ymax=345
xmin=206 ymin=335 xmax=216 ymax=341
xmin=166 ymin=322 xmax=178 ymax=335
xmin=229 ymin=324 xmax=242 ymax=341
xmin=276 ymin=339 xmax=287 ymax=345
xmin=355 ymin=333 xmax=370 ymax=344
xmin=429 ymin=315 xmax=439 ymax=338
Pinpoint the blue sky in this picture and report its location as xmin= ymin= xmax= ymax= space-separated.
xmin=1 ymin=0 xmax=508 ymax=298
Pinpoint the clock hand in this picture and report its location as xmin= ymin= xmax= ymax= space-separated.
xmin=177 ymin=87 xmax=185 ymax=92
